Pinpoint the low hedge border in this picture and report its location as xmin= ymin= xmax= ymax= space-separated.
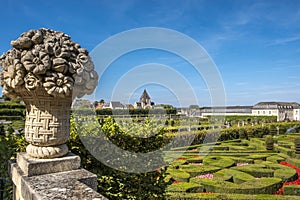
xmin=232 ymin=164 xmax=274 ymax=178
xmin=166 ymin=192 xmax=300 ymax=200
xmin=167 ymin=168 xmax=190 ymax=182
xmin=283 ymin=185 xmax=300 ymax=196
xmin=190 ymin=177 xmax=282 ymax=194
xmin=214 ymin=169 xmax=255 ymax=184
xmin=166 ymin=182 xmax=204 ymax=193
xmin=203 ymin=156 xmax=235 ymax=168
xmin=266 ymin=155 xmax=285 ymax=163
xmin=180 ymin=165 xmax=220 ymax=177
xmin=274 ymin=168 xmax=298 ymax=182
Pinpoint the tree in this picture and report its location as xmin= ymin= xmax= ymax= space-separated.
xmin=156 ymin=104 xmax=174 ymax=109
xmin=93 ymin=101 xmax=99 ymax=108
xmin=189 ymin=105 xmax=199 ymax=109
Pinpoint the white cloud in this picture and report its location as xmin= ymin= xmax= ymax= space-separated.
xmin=269 ymin=36 xmax=300 ymax=46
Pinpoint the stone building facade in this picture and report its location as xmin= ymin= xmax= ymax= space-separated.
xmin=252 ymin=102 xmax=300 ymax=121
xmin=180 ymin=102 xmax=300 ymax=122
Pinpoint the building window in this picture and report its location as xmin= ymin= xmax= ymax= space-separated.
xmin=269 ymin=111 xmax=271 ymax=114
xmin=263 ymin=111 xmax=265 ymax=114
xmin=258 ymin=111 xmax=260 ymax=114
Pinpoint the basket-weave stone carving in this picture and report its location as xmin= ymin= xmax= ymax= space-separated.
xmin=0 ymin=29 xmax=98 ymax=158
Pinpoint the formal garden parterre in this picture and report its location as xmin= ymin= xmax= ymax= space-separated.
xmin=165 ymin=135 xmax=300 ymax=199
xmin=1 ymin=103 xmax=300 ymax=199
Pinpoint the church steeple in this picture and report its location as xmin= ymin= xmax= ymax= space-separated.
xmin=140 ymin=89 xmax=151 ymax=108
xmin=140 ymin=89 xmax=150 ymax=100
xmin=134 ymin=89 xmax=155 ymax=109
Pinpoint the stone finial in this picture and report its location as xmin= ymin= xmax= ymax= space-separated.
xmin=0 ymin=29 xmax=98 ymax=158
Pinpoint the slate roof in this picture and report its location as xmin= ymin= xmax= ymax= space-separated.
xmin=253 ymin=102 xmax=300 ymax=109
xmin=140 ymin=89 xmax=150 ymax=100
xmin=200 ymin=106 xmax=253 ymax=113
xmin=110 ymin=101 xmax=124 ymax=108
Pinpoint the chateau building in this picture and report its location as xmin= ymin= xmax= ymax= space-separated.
xmin=201 ymin=106 xmax=253 ymax=117
xmin=180 ymin=102 xmax=300 ymax=121
xmin=252 ymin=102 xmax=300 ymax=121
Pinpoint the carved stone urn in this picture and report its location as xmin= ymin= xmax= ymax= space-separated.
xmin=0 ymin=29 xmax=98 ymax=158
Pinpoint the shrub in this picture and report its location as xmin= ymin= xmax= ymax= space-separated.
xmin=239 ymin=128 xmax=247 ymax=139
xmin=180 ymin=165 xmax=220 ymax=177
xmin=266 ymin=155 xmax=285 ymax=163
xmin=166 ymin=192 xmax=297 ymax=200
xmin=215 ymin=169 xmax=255 ymax=184
xmin=190 ymin=177 xmax=282 ymax=194
xmin=167 ymin=168 xmax=190 ymax=182
xmin=232 ymin=164 xmax=274 ymax=178
xmin=203 ymin=156 xmax=235 ymax=168
xmin=166 ymin=182 xmax=203 ymax=192
xmin=67 ymin=116 xmax=171 ymax=199
xmin=0 ymin=103 xmax=25 ymax=109
xmin=265 ymin=135 xmax=274 ymax=151
xmin=0 ymin=133 xmax=27 ymax=200
xmin=0 ymin=116 xmax=24 ymax=121
xmin=294 ymin=137 xmax=300 ymax=154
xmin=0 ymin=109 xmax=25 ymax=117
xmin=274 ymin=167 xmax=298 ymax=182
xmin=283 ymin=185 xmax=300 ymax=196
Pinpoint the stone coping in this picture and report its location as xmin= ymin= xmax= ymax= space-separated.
xmin=17 ymin=152 xmax=81 ymax=177
xmin=10 ymin=153 xmax=107 ymax=200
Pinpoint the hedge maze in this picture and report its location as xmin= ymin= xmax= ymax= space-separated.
xmin=165 ymin=133 xmax=300 ymax=199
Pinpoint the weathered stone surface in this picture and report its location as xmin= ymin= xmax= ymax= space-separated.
xmin=0 ymin=28 xmax=98 ymax=159
xmin=11 ymin=161 xmax=106 ymax=200
xmin=17 ymin=152 xmax=81 ymax=176
xmin=0 ymin=28 xmax=98 ymax=99
xmin=22 ymin=169 xmax=103 ymax=200
xmin=10 ymin=153 xmax=107 ymax=200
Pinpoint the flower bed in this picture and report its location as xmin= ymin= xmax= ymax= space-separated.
xmin=166 ymin=136 xmax=300 ymax=198
xmin=275 ymin=161 xmax=300 ymax=195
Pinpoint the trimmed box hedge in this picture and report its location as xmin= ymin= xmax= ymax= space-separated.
xmin=180 ymin=165 xmax=220 ymax=177
xmin=166 ymin=192 xmax=300 ymax=200
xmin=283 ymin=185 xmax=300 ymax=196
xmin=166 ymin=182 xmax=204 ymax=193
xmin=167 ymin=168 xmax=190 ymax=182
xmin=274 ymin=167 xmax=298 ymax=182
xmin=232 ymin=164 xmax=274 ymax=178
xmin=203 ymin=156 xmax=235 ymax=168
xmin=214 ymin=169 xmax=255 ymax=184
xmin=190 ymin=177 xmax=282 ymax=194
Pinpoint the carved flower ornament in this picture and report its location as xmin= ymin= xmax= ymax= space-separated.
xmin=43 ymin=72 xmax=74 ymax=97
xmin=24 ymin=72 xmax=40 ymax=90
xmin=0 ymin=28 xmax=98 ymax=98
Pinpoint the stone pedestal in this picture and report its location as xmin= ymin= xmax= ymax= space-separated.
xmin=10 ymin=153 xmax=107 ymax=200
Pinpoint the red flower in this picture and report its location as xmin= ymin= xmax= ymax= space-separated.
xmin=274 ymin=161 xmax=300 ymax=195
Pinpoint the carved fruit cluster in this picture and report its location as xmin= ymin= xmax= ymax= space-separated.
xmin=0 ymin=28 xmax=98 ymax=98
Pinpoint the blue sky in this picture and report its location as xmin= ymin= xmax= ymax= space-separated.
xmin=1 ymin=0 xmax=300 ymax=107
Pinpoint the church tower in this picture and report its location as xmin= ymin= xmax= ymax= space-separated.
xmin=140 ymin=89 xmax=151 ymax=109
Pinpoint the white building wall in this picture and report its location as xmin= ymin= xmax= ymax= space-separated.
xmin=201 ymin=112 xmax=251 ymax=117
xmin=294 ymin=109 xmax=300 ymax=121
xmin=252 ymin=109 xmax=278 ymax=116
